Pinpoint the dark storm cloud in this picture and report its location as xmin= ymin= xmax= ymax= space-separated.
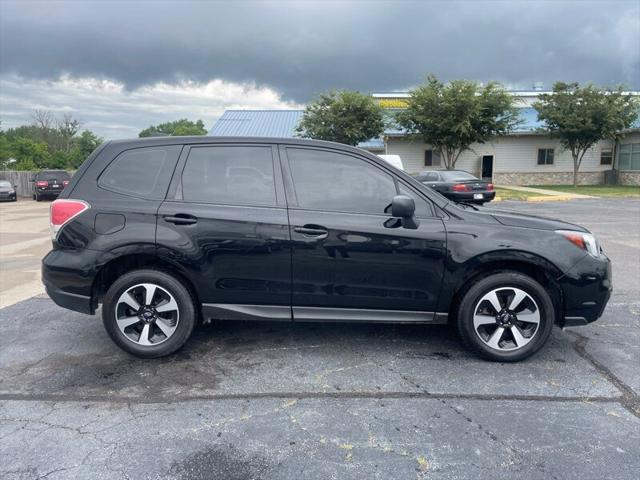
xmin=1 ymin=0 xmax=639 ymax=102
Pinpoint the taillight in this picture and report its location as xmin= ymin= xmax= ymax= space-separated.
xmin=62 ymin=180 xmax=70 ymax=187
xmin=451 ymin=184 xmax=470 ymax=192
xmin=487 ymin=183 xmax=494 ymax=191
xmin=50 ymin=199 xmax=90 ymax=240
xmin=36 ymin=181 xmax=48 ymax=187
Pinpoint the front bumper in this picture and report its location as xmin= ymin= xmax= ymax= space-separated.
xmin=559 ymin=253 xmax=612 ymax=326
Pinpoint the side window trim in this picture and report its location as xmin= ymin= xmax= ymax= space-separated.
xmin=170 ymin=143 xmax=285 ymax=207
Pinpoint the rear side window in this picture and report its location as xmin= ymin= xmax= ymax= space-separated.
xmin=287 ymin=148 xmax=396 ymax=215
xmin=99 ymin=147 xmax=179 ymax=199
xmin=181 ymin=146 xmax=276 ymax=206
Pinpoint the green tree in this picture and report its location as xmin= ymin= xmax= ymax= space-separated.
xmin=68 ymin=130 xmax=103 ymax=168
xmin=11 ymin=137 xmax=51 ymax=170
xmin=296 ymin=90 xmax=384 ymax=146
xmin=534 ymin=82 xmax=639 ymax=186
xmin=139 ymin=119 xmax=207 ymax=137
xmin=396 ymin=75 xmax=521 ymax=170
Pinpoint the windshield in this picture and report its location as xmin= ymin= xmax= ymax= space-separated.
xmin=0 ymin=180 xmax=11 ymax=188
xmin=440 ymin=171 xmax=477 ymax=182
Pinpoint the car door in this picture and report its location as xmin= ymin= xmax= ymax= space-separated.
xmin=281 ymin=145 xmax=447 ymax=322
xmin=157 ymin=143 xmax=292 ymax=321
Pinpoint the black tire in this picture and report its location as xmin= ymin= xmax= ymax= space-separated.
xmin=35 ymin=193 xmax=41 ymax=202
xmin=456 ymin=272 xmax=554 ymax=362
xmin=102 ymin=269 xmax=196 ymax=358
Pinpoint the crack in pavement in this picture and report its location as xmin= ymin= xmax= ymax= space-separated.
xmin=567 ymin=330 xmax=640 ymax=418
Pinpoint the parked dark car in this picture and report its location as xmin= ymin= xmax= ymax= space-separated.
xmin=32 ymin=170 xmax=71 ymax=201
xmin=42 ymin=137 xmax=611 ymax=361
xmin=416 ymin=170 xmax=495 ymax=204
xmin=0 ymin=180 xmax=17 ymax=201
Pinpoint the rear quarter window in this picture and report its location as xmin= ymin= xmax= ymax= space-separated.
xmin=98 ymin=146 xmax=181 ymax=199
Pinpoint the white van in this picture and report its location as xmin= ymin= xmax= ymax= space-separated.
xmin=377 ymin=154 xmax=404 ymax=171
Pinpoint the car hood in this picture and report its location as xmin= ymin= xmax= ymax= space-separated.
xmin=0 ymin=187 xmax=14 ymax=193
xmin=488 ymin=208 xmax=588 ymax=232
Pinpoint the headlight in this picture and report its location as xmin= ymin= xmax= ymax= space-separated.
xmin=555 ymin=230 xmax=600 ymax=257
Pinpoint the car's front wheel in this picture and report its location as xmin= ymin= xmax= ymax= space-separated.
xmin=102 ymin=269 xmax=196 ymax=358
xmin=456 ymin=272 xmax=554 ymax=362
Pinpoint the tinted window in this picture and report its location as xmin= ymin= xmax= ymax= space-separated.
xmin=398 ymin=184 xmax=433 ymax=218
xmin=37 ymin=171 xmax=70 ymax=180
xmin=182 ymin=146 xmax=276 ymax=205
xmin=99 ymin=147 xmax=174 ymax=198
xmin=288 ymin=148 xmax=396 ymax=215
xmin=440 ymin=171 xmax=477 ymax=181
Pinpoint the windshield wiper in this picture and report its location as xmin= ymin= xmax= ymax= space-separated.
xmin=456 ymin=201 xmax=480 ymax=211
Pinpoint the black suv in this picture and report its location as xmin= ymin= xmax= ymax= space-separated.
xmin=42 ymin=137 xmax=611 ymax=361
xmin=32 ymin=170 xmax=71 ymax=201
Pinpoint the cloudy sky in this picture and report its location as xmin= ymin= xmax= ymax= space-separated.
xmin=1 ymin=0 xmax=639 ymax=139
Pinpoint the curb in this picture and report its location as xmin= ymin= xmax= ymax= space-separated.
xmin=493 ymin=195 xmax=575 ymax=203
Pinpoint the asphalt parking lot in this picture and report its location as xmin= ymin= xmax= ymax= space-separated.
xmin=1 ymin=198 xmax=639 ymax=479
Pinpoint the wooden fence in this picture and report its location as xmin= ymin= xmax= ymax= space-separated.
xmin=0 ymin=171 xmax=73 ymax=198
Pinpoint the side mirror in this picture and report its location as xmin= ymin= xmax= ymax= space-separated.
xmin=391 ymin=195 xmax=419 ymax=229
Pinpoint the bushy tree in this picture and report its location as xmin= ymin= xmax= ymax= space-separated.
xmin=0 ymin=111 xmax=103 ymax=171
xmin=139 ymin=119 xmax=207 ymax=137
xmin=396 ymin=75 xmax=521 ymax=169
xmin=534 ymin=82 xmax=639 ymax=186
xmin=296 ymin=90 xmax=385 ymax=146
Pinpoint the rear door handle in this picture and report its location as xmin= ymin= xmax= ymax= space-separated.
xmin=294 ymin=225 xmax=328 ymax=237
xmin=164 ymin=214 xmax=198 ymax=225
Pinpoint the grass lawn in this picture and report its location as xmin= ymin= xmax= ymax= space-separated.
xmin=494 ymin=187 xmax=542 ymax=201
xmin=527 ymin=185 xmax=640 ymax=198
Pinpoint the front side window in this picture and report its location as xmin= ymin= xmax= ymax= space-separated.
xmin=182 ymin=146 xmax=276 ymax=205
xmin=99 ymin=147 xmax=172 ymax=198
xmin=398 ymin=184 xmax=433 ymax=218
xmin=619 ymin=143 xmax=640 ymax=171
xmin=287 ymin=148 xmax=396 ymax=215
xmin=425 ymin=150 xmax=441 ymax=166
xmin=537 ymin=148 xmax=554 ymax=165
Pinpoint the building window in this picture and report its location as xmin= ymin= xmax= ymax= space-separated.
xmin=425 ymin=150 xmax=441 ymax=166
xmin=600 ymin=150 xmax=613 ymax=165
xmin=619 ymin=143 xmax=640 ymax=171
xmin=537 ymin=148 xmax=554 ymax=165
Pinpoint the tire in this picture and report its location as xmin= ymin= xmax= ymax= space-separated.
xmin=456 ymin=272 xmax=554 ymax=362
xmin=102 ymin=269 xmax=196 ymax=358
xmin=35 ymin=193 xmax=41 ymax=202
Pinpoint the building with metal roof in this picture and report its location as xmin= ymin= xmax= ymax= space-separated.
xmin=209 ymin=90 xmax=640 ymax=185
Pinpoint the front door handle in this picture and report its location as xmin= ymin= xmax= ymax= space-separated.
xmin=164 ymin=214 xmax=198 ymax=225
xmin=294 ymin=225 xmax=328 ymax=237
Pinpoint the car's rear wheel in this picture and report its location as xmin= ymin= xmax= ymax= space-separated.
xmin=456 ymin=272 xmax=554 ymax=362
xmin=102 ymin=269 xmax=196 ymax=358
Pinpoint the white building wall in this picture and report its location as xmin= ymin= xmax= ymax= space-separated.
xmin=386 ymin=135 xmax=619 ymax=185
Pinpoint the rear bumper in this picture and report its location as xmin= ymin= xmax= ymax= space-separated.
xmin=445 ymin=191 xmax=496 ymax=203
xmin=42 ymin=249 xmax=97 ymax=315
xmin=44 ymin=282 xmax=94 ymax=314
xmin=559 ymin=253 xmax=612 ymax=326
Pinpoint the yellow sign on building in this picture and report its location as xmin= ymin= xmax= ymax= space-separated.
xmin=377 ymin=98 xmax=409 ymax=109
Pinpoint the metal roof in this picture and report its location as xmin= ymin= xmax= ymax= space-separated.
xmin=209 ymin=110 xmax=304 ymax=137
xmin=210 ymin=106 xmax=638 ymax=143
xmin=209 ymin=109 xmax=384 ymax=150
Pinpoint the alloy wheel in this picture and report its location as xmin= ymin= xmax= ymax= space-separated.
xmin=115 ymin=283 xmax=180 ymax=346
xmin=472 ymin=287 xmax=541 ymax=351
